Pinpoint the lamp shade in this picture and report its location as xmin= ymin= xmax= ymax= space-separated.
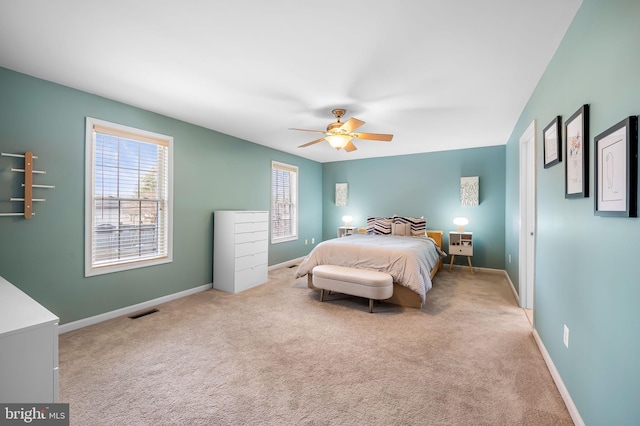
xmin=342 ymin=215 xmax=353 ymax=226
xmin=453 ymin=217 xmax=469 ymax=232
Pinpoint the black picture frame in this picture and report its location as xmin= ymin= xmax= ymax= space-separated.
xmin=543 ymin=116 xmax=562 ymax=168
xmin=594 ymin=116 xmax=638 ymax=217
xmin=565 ymin=104 xmax=589 ymax=198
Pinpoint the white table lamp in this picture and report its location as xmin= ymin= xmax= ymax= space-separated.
xmin=453 ymin=217 xmax=469 ymax=232
xmin=342 ymin=215 xmax=353 ymax=227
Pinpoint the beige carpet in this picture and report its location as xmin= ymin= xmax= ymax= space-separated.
xmin=59 ymin=267 xmax=572 ymax=425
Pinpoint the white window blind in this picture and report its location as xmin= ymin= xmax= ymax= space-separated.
xmin=85 ymin=117 xmax=173 ymax=276
xmin=271 ymin=161 xmax=298 ymax=243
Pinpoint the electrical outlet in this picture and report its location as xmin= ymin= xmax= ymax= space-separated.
xmin=304 ymin=239 xmax=308 ymax=245
xmin=563 ymin=324 xmax=569 ymax=348
xmin=312 ymin=238 xmax=315 ymax=244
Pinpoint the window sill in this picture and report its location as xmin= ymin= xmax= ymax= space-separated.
xmin=271 ymin=236 xmax=298 ymax=244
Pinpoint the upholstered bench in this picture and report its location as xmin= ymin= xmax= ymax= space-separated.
xmin=312 ymin=265 xmax=393 ymax=313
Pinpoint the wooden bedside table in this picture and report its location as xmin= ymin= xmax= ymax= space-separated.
xmin=449 ymin=231 xmax=473 ymax=273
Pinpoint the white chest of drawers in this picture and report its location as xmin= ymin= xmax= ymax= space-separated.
xmin=213 ymin=210 xmax=269 ymax=293
xmin=0 ymin=276 xmax=59 ymax=403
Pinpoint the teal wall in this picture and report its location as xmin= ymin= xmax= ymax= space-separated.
xmin=0 ymin=67 xmax=322 ymax=324
xmin=505 ymin=0 xmax=640 ymax=423
xmin=322 ymin=146 xmax=506 ymax=269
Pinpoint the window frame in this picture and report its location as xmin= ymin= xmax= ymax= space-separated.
xmin=271 ymin=160 xmax=298 ymax=244
xmin=84 ymin=117 xmax=174 ymax=277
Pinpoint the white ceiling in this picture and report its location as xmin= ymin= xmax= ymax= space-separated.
xmin=0 ymin=0 xmax=582 ymax=163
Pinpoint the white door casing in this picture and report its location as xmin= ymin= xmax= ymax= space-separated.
xmin=519 ymin=121 xmax=536 ymax=309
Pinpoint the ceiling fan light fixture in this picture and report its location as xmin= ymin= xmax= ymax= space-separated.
xmin=326 ymin=134 xmax=351 ymax=150
xmin=292 ymin=108 xmax=392 ymax=152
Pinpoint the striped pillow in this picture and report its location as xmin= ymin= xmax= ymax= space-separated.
xmin=393 ymin=216 xmax=427 ymax=236
xmin=366 ymin=217 xmax=392 ymax=235
xmin=392 ymin=222 xmax=411 ymax=236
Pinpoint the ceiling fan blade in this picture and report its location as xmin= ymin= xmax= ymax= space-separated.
xmin=343 ymin=140 xmax=358 ymax=152
xmin=289 ymin=127 xmax=328 ymax=135
xmin=340 ymin=118 xmax=365 ymax=133
xmin=298 ymin=137 xmax=326 ymax=148
xmin=352 ymin=132 xmax=394 ymax=141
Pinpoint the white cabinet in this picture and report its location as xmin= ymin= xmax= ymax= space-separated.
xmin=337 ymin=226 xmax=358 ymax=238
xmin=448 ymin=231 xmax=474 ymax=273
xmin=449 ymin=232 xmax=473 ymax=256
xmin=0 ymin=276 xmax=59 ymax=403
xmin=214 ymin=210 xmax=269 ymax=293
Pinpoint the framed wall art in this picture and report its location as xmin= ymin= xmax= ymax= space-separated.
xmin=594 ymin=116 xmax=638 ymax=217
xmin=565 ymin=104 xmax=589 ymax=198
xmin=335 ymin=183 xmax=348 ymax=206
xmin=460 ymin=176 xmax=479 ymax=206
xmin=543 ymin=116 xmax=562 ymax=168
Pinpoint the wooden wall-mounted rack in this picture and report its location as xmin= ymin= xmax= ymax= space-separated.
xmin=1 ymin=152 xmax=55 ymax=219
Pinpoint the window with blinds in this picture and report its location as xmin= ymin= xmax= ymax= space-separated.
xmin=271 ymin=161 xmax=298 ymax=243
xmin=85 ymin=117 xmax=173 ymax=276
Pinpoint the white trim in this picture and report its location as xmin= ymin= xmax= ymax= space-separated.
xmin=448 ymin=265 xmax=520 ymax=302
xmin=519 ymin=120 xmax=536 ymax=309
xmin=532 ymin=329 xmax=585 ymax=426
xmin=59 ymin=283 xmax=211 ymax=334
xmin=63 ymin=258 xmax=305 ymax=333
xmin=84 ymin=116 xmax=174 ymax=277
xmin=451 ymin=266 xmax=580 ymax=423
xmin=269 ymin=256 xmax=306 ymax=271
xmin=447 ymin=264 xmax=504 ymax=275
xmin=502 ymin=270 xmax=520 ymax=306
xmin=270 ymin=160 xmax=298 ymax=244
xmin=59 ymin=262 xmax=583 ymax=426
xmin=271 ymin=235 xmax=298 ymax=244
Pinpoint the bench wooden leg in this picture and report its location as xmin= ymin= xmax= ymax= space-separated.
xmin=369 ymin=299 xmax=374 ymax=313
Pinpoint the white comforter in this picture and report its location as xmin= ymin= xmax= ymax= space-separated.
xmin=295 ymin=234 xmax=445 ymax=303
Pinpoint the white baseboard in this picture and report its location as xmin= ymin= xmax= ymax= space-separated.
xmin=471 ymin=268 xmax=582 ymax=424
xmin=447 ymin=264 xmax=506 ymax=275
xmin=58 ymin=261 xmax=583 ymax=426
xmin=60 ymin=260 xmax=305 ymax=333
xmin=269 ymin=256 xmax=305 ymax=271
xmin=468 ymin=267 xmax=582 ymax=424
xmin=502 ymin=270 xmax=520 ymax=306
xmin=532 ymin=329 xmax=584 ymax=426
xmin=59 ymin=283 xmax=212 ymax=334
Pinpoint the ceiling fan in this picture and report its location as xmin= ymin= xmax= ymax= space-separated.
xmin=290 ymin=109 xmax=393 ymax=152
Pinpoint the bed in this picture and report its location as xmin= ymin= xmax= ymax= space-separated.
xmin=295 ymin=222 xmax=446 ymax=308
